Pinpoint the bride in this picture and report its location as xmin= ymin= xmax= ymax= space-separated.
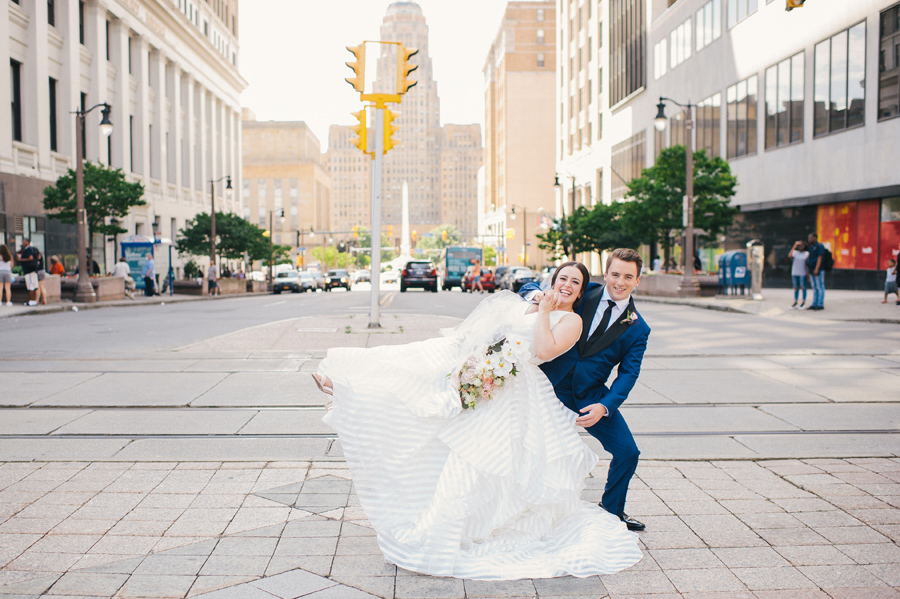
xmin=312 ymin=262 xmax=642 ymax=580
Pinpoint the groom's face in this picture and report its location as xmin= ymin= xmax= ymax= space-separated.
xmin=605 ymin=259 xmax=640 ymax=302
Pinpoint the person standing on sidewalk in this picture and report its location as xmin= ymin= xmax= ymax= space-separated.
xmin=141 ymin=253 xmax=156 ymax=297
xmin=207 ymin=263 xmax=220 ymax=296
xmin=0 ymin=244 xmax=14 ymax=306
xmin=789 ymin=241 xmax=809 ymax=309
xmin=806 ymin=233 xmax=825 ymax=310
xmin=16 ymin=238 xmax=41 ymax=306
xmin=885 ymin=259 xmax=899 ymax=304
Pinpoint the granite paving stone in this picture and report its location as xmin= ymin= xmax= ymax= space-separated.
xmin=113 ymin=574 xmax=195 ymax=598
xmin=249 ymin=568 xmax=336 ymax=598
xmin=394 ymin=575 xmax=465 ymax=599
xmin=774 ymin=544 xmax=857 ymax=566
xmin=198 ymin=555 xmax=270 ymax=577
xmin=531 ymin=575 xmax=607 ymax=596
xmin=45 ymin=572 xmax=128 ymax=596
xmin=131 ymin=554 xmax=206 ymax=575
xmin=799 ymin=564 xmax=891 ymax=588
xmin=462 ymin=579 xmax=536 ymax=598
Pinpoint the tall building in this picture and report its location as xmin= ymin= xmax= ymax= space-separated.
xmin=483 ymin=1 xmax=556 ymax=267
xmin=557 ymin=0 xmax=900 ymax=288
xmin=326 ymin=125 xmax=371 ymax=235
xmin=327 ymin=1 xmax=483 ymax=248
xmin=1 ymin=0 xmax=245 ymax=276
xmin=242 ymin=115 xmax=330 ymax=271
xmin=440 ymin=124 xmax=482 ymax=238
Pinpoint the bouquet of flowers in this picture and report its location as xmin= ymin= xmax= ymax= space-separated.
xmin=450 ymin=334 xmax=532 ymax=409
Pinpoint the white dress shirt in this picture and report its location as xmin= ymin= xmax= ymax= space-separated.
xmin=587 ymin=289 xmax=630 ymax=338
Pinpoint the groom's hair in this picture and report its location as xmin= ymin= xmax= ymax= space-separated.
xmin=606 ymin=248 xmax=643 ymax=275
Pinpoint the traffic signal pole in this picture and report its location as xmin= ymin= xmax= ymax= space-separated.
xmin=369 ymin=106 xmax=384 ymax=329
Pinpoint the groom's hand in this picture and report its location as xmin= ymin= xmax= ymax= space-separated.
xmin=576 ymin=403 xmax=608 ymax=428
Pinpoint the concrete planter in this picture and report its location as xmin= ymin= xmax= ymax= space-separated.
xmin=173 ymin=279 xmax=208 ymax=296
xmin=58 ymin=276 xmax=125 ymax=301
xmin=634 ymin=273 xmax=718 ymax=297
xmin=246 ymin=280 xmax=266 ymax=293
xmin=216 ymin=278 xmax=245 ymax=295
xmin=9 ymin=274 xmax=62 ymax=304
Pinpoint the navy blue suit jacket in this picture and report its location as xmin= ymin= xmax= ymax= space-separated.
xmin=519 ymin=281 xmax=650 ymax=415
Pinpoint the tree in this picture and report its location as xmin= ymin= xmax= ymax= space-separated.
xmin=42 ymin=162 xmax=146 ymax=263
xmin=416 ymin=224 xmax=463 ymax=250
xmin=623 ymin=146 xmax=738 ymax=268
xmin=176 ymin=212 xmax=272 ymax=263
xmin=355 ymin=229 xmax=397 ymax=263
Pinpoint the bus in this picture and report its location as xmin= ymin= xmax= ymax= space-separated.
xmin=439 ymin=246 xmax=482 ymax=291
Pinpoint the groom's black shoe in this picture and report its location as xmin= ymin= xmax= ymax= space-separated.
xmin=600 ymin=503 xmax=646 ymax=531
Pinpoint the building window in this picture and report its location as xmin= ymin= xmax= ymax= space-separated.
xmin=726 ymin=74 xmax=758 ymax=158
xmin=105 ymin=21 xmax=110 ymax=60
xmin=128 ymin=37 xmax=133 ymax=74
xmin=79 ymin=1 xmax=85 ymax=44
xmin=726 ymin=0 xmax=757 ymax=30
xmin=611 ymin=130 xmax=646 ymax=201
xmin=537 ymin=8 xmax=545 ymax=21
xmin=765 ymin=52 xmax=804 ymax=149
xmin=129 ymin=115 xmax=134 ymax=172
xmin=814 ymin=21 xmax=866 ymax=136
xmin=10 ymin=60 xmax=22 ymax=142
xmin=49 ymin=78 xmax=58 ymax=152
xmin=537 ymin=53 xmax=545 ymax=68
xmin=48 ymin=0 xmax=55 ymax=26
xmin=668 ymin=18 xmax=692 ymax=70
xmin=537 ymin=29 xmax=545 ymax=45
xmin=107 ymin=134 xmax=112 ymax=166
xmin=148 ymin=124 xmax=153 ymax=178
xmin=609 ymin=0 xmax=646 ymax=106
xmin=654 ymin=38 xmax=668 ymax=80
xmin=695 ymin=0 xmax=722 ymax=52
xmin=879 ymin=4 xmax=899 ymax=120
xmin=696 ymin=93 xmax=722 ymax=157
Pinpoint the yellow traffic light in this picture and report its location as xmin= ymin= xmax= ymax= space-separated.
xmin=506 ymin=228 xmax=514 ymax=239
xmin=352 ymin=225 xmax=359 ymax=238
xmin=411 ymin=230 xmax=417 ymax=243
xmin=384 ymin=108 xmax=400 ymax=153
xmin=345 ymin=45 xmax=366 ymax=92
xmin=350 ymin=109 xmax=368 ymax=154
xmin=785 ymin=0 xmax=804 ymax=9
xmin=396 ymin=45 xmax=419 ymax=95
xmin=388 ymin=225 xmax=393 ymax=237
xmin=441 ymin=230 xmax=448 ymax=242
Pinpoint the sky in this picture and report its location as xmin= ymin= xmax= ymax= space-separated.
xmin=239 ymin=0 xmax=512 ymax=151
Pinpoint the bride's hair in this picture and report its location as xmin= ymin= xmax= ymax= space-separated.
xmin=550 ymin=261 xmax=591 ymax=305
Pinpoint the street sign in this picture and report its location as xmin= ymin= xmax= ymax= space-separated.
xmin=299 ymin=247 xmax=306 ymax=251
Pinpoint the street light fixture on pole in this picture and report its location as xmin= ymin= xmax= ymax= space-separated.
xmin=73 ymin=102 xmax=113 ymax=303
xmin=654 ymin=97 xmax=700 ymax=296
xmin=268 ymin=209 xmax=285 ymax=288
xmin=209 ymin=175 xmax=232 ymax=268
xmin=553 ymin=174 xmax=575 ymax=259
xmin=509 ymin=205 xmax=529 ymax=266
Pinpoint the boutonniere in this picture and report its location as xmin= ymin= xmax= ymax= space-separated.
xmin=620 ymin=310 xmax=638 ymax=325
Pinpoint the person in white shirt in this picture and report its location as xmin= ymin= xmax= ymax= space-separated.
xmin=789 ymin=241 xmax=809 ymax=310
xmin=110 ymin=257 xmax=135 ymax=299
xmin=884 ymin=258 xmax=898 ymax=304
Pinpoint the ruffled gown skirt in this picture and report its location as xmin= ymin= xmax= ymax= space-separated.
xmin=320 ymin=296 xmax=642 ymax=580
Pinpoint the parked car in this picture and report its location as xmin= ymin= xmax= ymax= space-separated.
xmin=462 ymin=266 xmax=496 ymax=293
xmin=273 ymin=270 xmax=303 ymax=294
xmin=250 ymin=270 xmax=266 ymax=282
xmin=493 ymin=266 xmax=511 ymax=289
xmin=381 ymin=268 xmax=400 ymax=284
xmin=400 ymin=260 xmax=439 ymax=292
xmin=501 ymin=267 xmax=536 ymax=292
xmin=534 ymin=266 xmax=555 ymax=286
xmin=306 ymin=270 xmax=326 ymax=291
xmin=297 ymin=272 xmax=317 ymax=292
xmin=351 ymin=269 xmax=371 ymax=283
xmin=325 ymin=269 xmax=352 ymax=291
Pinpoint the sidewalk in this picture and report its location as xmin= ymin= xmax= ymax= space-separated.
xmin=0 ymin=291 xmax=251 ymax=318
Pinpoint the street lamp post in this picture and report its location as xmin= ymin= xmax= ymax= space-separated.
xmin=553 ymin=175 xmax=574 ymax=259
xmin=268 ymin=209 xmax=285 ymax=288
xmin=73 ymin=102 xmax=114 ymax=303
xmin=654 ymin=97 xmax=700 ymax=296
xmin=208 ymin=175 xmax=232 ymax=269
xmin=509 ymin=205 xmax=528 ymax=266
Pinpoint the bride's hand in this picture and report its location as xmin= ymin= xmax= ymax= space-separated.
xmin=539 ymin=290 xmax=560 ymax=313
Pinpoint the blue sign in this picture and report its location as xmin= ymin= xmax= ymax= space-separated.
xmin=299 ymin=247 xmax=307 ymax=251
xmin=121 ymin=239 xmax=154 ymax=290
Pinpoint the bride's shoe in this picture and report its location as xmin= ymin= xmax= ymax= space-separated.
xmin=312 ymin=373 xmax=334 ymax=396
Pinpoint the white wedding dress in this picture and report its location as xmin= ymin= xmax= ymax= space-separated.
xmin=319 ymin=292 xmax=642 ymax=580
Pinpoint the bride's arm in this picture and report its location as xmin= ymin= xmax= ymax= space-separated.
xmin=533 ymin=294 xmax=582 ymax=361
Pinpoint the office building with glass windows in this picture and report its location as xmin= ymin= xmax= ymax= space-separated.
xmin=1 ymin=0 xmax=245 ymax=276
xmin=556 ymin=0 xmax=899 ymax=287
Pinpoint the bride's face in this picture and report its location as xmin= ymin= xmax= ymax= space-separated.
xmin=552 ymin=266 xmax=585 ymax=308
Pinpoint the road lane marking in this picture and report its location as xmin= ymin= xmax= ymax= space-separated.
xmin=266 ymin=300 xmax=287 ymax=307
xmin=380 ymin=292 xmax=397 ymax=307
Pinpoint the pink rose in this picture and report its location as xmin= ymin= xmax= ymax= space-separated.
xmin=480 ymin=386 xmax=492 ymax=401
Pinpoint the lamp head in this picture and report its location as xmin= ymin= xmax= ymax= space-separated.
xmin=99 ymin=104 xmax=114 ymax=138
xmin=654 ymin=100 xmax=668 ymax=132
xmin=554 ymin=175 xmax=560 ymax=187
xmin=510 ymin=206 xmax=517 ymax=221
xmin=225 ymin=176 xmax=233 ymax=190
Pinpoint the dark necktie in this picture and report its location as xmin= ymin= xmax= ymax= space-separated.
xmin=593 ymin=300 xmax=616 ymax=339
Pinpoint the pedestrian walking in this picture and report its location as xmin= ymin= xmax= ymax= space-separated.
xmin=34 ymin=248 xmax=47 ymax=305
xmin=141 ymin=253 xmax=156 ymax=297
xmin=885 ymin=259 xmax=899 ymax=304
xmin=0 ymin=244 xmax=14 ymax=306
xmin=471 ymin=259 xmax=484 ymax=293
xmin=15 ymin=238 xmax=41 ymax=306
xmin=789 ymin=240 xmax=809 ymax=309
xmin=110 ymin=257 xmax=135 ymax=299
xmin=806 ymin=233 xmax=826 ymax=310
xmin=207 ymin=263 xmax=219 ymax=296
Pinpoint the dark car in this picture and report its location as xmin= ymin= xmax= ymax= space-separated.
xmin=325 ymin=269 xmax=352 ymax=291
xmin=502 ymin=267 xmax=536 ymax=292
xmin=273 ymin=270 xmax=303 ymax=294
xmin=400 ymin=260 xmax=438 ymax=292
xmin=462 ymin=266 xmax=496 ymax=293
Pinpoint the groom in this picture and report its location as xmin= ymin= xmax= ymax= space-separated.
xmin=520 ymin=248 xmax=650 ymax=531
